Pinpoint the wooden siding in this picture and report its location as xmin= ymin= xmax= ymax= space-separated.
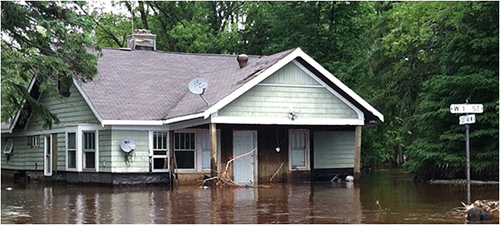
xmin=99 ymin=130 xmax=112 ymax=172
xmin=1 ymin=136 xmax=44 ymax=170
xmin=313 ymin=131 xmax=355 ymax=169
xmin=27 ymin=85 xmax=99 ymax=131
xmin=110 ymin=130 xmax=149 ymax=173
xmin=218 ymin=62 xmax=358 ymax=119
xmin=2 ymin=84 xmax=100 ymax=172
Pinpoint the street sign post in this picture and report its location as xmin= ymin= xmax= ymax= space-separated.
xmin=450 ymin=102 xmax=483 ymax=206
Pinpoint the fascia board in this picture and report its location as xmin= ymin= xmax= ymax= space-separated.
xmin=101 ymin=120 xmax=166 ymax=126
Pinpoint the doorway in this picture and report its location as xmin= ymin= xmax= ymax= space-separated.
xmin=233 ymin=131 xmax=257 ymax=185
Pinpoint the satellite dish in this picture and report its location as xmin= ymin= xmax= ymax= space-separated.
xmin=120 ymin=138 xmax=136 ymax=153
xmin=188 ymin=78 xmax=208 ymax=95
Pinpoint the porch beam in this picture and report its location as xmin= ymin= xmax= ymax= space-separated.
xmin=353 ymin=126 xmax=362 ymax=176
xmin=210 ymin=123 xmax=218 ymax=177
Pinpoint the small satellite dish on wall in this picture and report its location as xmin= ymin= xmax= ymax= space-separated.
xmin=120 ymin=138 xmax=136 ymax=153
xmin=188 ymin=77 xmax=208 ymax=95
xmin=188 ymin=77 xmax=211 ymax=106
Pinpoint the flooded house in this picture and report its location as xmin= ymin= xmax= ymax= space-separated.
xmin=1 ymin=30 xmax=383 ymax=186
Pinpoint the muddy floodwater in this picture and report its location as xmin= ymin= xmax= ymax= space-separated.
xmin=1 ymin=169 xmax=498 ymax=224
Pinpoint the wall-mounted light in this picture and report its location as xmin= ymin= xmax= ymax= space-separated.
xmin=288 ymin=108 xmax=298 ymax=121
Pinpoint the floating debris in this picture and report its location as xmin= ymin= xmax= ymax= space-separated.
xmin=449 ymin=199 xmax=499 ymax=220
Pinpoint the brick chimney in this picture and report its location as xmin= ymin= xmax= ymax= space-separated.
xmin=126 ymin=29 xmax=156 ymax=51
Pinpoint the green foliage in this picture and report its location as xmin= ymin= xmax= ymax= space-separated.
xmin=364 ymin=1 xmax=499 ymax=180
xmin=1 ymin=1 xmax=100 ymax=128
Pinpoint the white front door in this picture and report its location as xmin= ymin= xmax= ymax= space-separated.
xmin=233 ymin=131 xmax=257 ymax=185
xmin=44 ymin=135 xmax=53 ymax=176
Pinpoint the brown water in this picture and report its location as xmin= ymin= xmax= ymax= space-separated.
xmin=1 ymin=169 xmax=498 ymax=224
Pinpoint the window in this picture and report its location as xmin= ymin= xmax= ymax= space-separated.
xmin=174 ymin=132 xmax=195 ymax=169
xmin=27 ymin=136 xmax=39 ymax=148
xmin=152 ymin=132 xmax=169 ymax=171
xmin=3 ymin=139 xmax=14 ymax=154
xmin=289 ymin=129 xmax=310 ymax=170
xmin=83 ymin=131 xmax=97 ymax=170
xmin=67 ymin=132 xmax=76 ymax=169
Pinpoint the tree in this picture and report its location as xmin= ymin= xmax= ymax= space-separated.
xmin=1 ymin=1 xmax=100 ymax=128
xmin=360 ymin=1 xmax=498 ymax=179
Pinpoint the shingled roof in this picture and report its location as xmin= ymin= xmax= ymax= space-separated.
xmin=77 ymin=48 xmax=296 ymax=122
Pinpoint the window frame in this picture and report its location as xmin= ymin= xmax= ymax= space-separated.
xmin=288 ymin=129 xmax=310 ymax=171
xmin=66 ymin=131 xmax=77 ymax=170
xmin=149 ymin=131 xmax=170 ymax=172
xmin=174 ymin=131 xmax=197 ymax=172
xmin=82 ymin=130 xmax=98 ymax=172
xmin=169 ymin=129 xmax=221 ymax=174
xmin=65 ymin=125 xmax=100 ymax=172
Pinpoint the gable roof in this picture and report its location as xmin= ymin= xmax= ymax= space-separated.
xmin=77 ymin=48 xmax=296 ymax=125
xmin=3 ymin=47 xmax=383 ymax=133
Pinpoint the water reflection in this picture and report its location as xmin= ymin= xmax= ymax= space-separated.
xmin=1 ymin=170 xmax=498 ymax=224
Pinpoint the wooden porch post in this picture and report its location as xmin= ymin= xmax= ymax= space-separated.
xmin=353 ymin=126 xmax=362 ymax=176
xmin=169 ymin=130 xmax=177 ymax=186
xmin=210 ymin=123 xmax=218 ymax=177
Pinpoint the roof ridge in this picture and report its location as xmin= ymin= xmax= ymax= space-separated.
xmin=100 ymin=47 xmax=299 ymax=58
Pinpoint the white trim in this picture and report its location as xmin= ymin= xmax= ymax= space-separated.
xmin=211 ymin=116 xmax=364 ymax=126
xmin=43 ymin=135 xmax=53 ymax=176
xmin=65 ymin=129 xmax=78 ymax=171
xmin=257 ymin=83 xmax=323 ymax=88
xmin=289 ymin=129 xmax=310 ymax=171
xmin=81 ymin=130 xmax=99 ymax=172
xmin=112 ymin=125 xmax=169 ymax=131
xmin=102 ymin=120 xmax=167 ymax=126
xmin=149 ymin=131 xmax=170 ymax=172
xmin=73 ymin=80 xmax=104 ymax=125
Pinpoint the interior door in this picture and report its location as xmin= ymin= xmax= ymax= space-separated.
xmin=44 ymin=135 xmax=53 ymax=176
xmin=233 ymin=131 xmax=257 ymax=185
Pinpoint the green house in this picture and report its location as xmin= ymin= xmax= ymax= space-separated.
xmin=2 ymin=33 xmax=383 ymax=185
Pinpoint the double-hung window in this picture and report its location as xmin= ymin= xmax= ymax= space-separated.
xmin=67 ymin=132 xmax=77 ymax=169
xmin=174 ymin=132 xmax=195 ymax=169
xmin=83 ymin=131 xmax=97 ymax=171
xmin=289 ymin=129 xmax=310 ymax=170
xmin=152 ymin=132 xmax=169 ymax=171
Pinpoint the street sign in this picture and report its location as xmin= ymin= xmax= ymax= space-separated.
xmin=459 ymin=114 xmax=476 ymax=125
xmin=450 ymin=104 xmax=483 ymax=114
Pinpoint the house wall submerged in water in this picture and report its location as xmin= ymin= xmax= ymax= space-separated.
xmin=1 ymin=31 xmax=383 ymax=185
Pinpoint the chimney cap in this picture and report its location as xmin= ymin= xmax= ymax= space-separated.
xmin=237 ymin=54 xmax=249 ymax=68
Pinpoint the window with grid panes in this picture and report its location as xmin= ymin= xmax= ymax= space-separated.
xmin=67 ymin=132 xmax=77 ymax=169
xmin=174 ymin=132 xmax=195 ymax=169
xmin=83 ymin=131 xmax=96 ymax=170
xmin=289 ymin=130 xmax=309 ymax=170
xmin=152 ymin=132 xmax=169 ymax=171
